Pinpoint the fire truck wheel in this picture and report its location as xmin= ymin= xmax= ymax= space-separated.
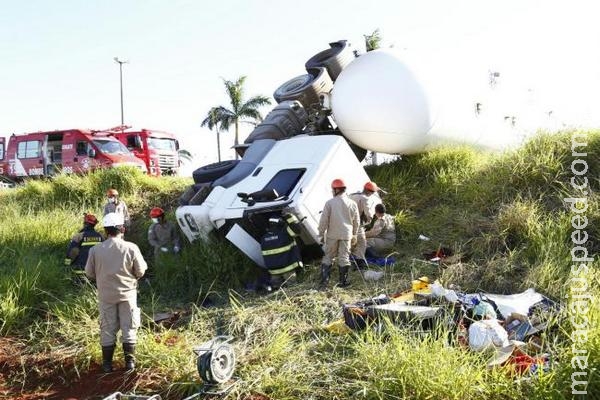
xmin=192 ymin=160 xmax=239 ymax=184
xmin=305 ymin=40 xmax=356 ymax=81
xmin=273 ymin=67 xmax=333 ymax=110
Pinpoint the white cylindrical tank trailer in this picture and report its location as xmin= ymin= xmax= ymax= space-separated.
xmin=331 ymin=48 xmax=531 ymax=155
xmin=267 ymin=41 xmax=555 ymax=156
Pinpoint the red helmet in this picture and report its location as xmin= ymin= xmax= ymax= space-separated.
xmin=150 ymin=207 xmax=165 ymax=218
xmin=106 ymin=188 xmax=119 ymax=197
xmin=84 ymin=213 xmax=98 ymax=225
xmin=331 ymin=179 xmax=346 ymax=189
xmin=364 ymin=181 xmax=379 ymax=192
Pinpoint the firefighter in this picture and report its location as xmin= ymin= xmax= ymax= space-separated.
xmin=349 ymin=181 xmax=381 ymax=270
xmin=147 ymin=207 xmax=181 ymax=260
xmin=365 ymin=203 xmax=397 ymax=256
xmin=317 ymin=178 xmax=360 ymax=288
xmin=103 ymin=188 xmax=131 ymax=230
xmin=65 ymin=213 xmax=104 ymax=281
xmin=85 ymin=212 xmax=147 ymax=373
xmin=260 ymin=213 xmax=304 ymax=289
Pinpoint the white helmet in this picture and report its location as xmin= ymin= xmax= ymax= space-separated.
xmin=103 ymin=212 xmax=124 ymax=228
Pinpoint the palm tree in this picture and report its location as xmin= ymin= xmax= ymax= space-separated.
xmin=204 ymin=76 xmax=271 ymax=159
xmin=201 ymin=107 xmax=224 ymax=162
xmin=364 ymin=29 xmax=382 ymax=52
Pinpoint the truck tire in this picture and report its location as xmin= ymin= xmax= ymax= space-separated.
xmin=273 ymin=67 xmax=333 ymax=110
xmin=192 ymin=160 xmax=239 ymax=184
xmin=305 ymin=40 xmax=356 ymax=81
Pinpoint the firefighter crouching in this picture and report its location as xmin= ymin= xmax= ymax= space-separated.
xmin=65 ymin=213 xmax=103 ymax=281
xmin=349 ymin=181 xmax=381 ymax=270
xmin=260 ymin=213 xmax=304 ymax=290
xmin=147 ymin=207 xmax=181 ymax=261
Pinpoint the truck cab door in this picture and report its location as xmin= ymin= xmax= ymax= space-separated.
xmin=126 ymin=134 xmax=144 ymax=156
xmin=14 ymin=138 xmax=43 ymax=177
xmin=71 ymin=139 xmax=94 ymax=173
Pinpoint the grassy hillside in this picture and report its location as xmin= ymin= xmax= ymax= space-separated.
xmin=0 ymin=131 xmax=598 ymax=399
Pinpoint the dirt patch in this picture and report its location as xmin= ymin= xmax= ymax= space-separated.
xmin=0 ymin=337 xmax=271 ymax=400
xmin=0 ymin=337 xmax=160 ymax=400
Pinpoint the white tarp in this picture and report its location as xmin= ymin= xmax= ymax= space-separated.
xmin=483 ymin=288 xmax=544 ymax=319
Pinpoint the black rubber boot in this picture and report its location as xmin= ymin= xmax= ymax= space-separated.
xmin=320 ymin=264 xmax=331 ymax=287
xmin=338 ymin=265 xmax=350 ymax=287
xmin=101 ymin=345 xmax=115 ymax=373
xmin=123 ymin=343 xmax=136 ymax=371
xmin=355 ymin=258 xmax=368 ymax=271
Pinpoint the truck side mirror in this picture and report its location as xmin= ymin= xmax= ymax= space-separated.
xmin=134 ymin=135 xmax=143 ymax=149
xmin=88 ymin=148 xmax=96 ymax=158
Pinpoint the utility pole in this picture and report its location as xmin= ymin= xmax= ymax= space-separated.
xmin=113 ymin=57 xmax=129 ymax=126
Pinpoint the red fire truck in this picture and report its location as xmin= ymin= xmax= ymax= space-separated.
xmin=109 ymin=127 xmax=180 ymax=176
xmin=0 ymin=129 xmax=147 ymax=180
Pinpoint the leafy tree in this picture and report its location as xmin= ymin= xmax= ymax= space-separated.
xmin=364 ymin=29 xmax=382 ymax=52
xmin=204 ymin=76 xmax=271 ymax=159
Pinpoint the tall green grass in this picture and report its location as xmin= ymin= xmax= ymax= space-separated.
xmin=1 ymin=132 xmax=599 ymax=398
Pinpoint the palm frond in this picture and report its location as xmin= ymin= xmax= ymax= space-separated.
xmin=364 ymin=29 xmax=382 ymax=52
xmin=223 ymin=76 xmax=247 ymax=112
xmin=201 ymin=107 xmax=223 ymax=130
xmin=242 ymin=95 xmax=272 ymax=111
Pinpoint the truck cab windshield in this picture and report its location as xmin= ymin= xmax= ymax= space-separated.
xmin=147 ymin=138 xmax=176 ymax=152
xmin=93 ymin=139 xmax=130 ymax=155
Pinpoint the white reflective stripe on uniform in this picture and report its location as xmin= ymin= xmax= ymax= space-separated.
xmin=261 ymin=242 xmax=294 ymax=256
xmin=269 ymin=262 xmax=299 ymax=275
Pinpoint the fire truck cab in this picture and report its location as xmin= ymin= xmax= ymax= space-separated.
xmin=112 ymin=128 xmax=180 ymax=176
xmin=0 ymin=129 xmax=147 ymax=179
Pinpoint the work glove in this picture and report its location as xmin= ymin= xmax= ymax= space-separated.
xmin=173 ymin=245 xmax=180 ymax=254
xmin=160 ymin=246 xmax=169 ymax=253
xmin=64 ymin=258 xmax=72 ymax=266
xmin=351 ymin=235 xmax=358 ymax=247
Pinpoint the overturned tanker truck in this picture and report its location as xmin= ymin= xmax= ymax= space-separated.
xmin=176 ymin=39 xmax=510 ymax=265
xmin=176 ymin=40 xmax=375 ymax=265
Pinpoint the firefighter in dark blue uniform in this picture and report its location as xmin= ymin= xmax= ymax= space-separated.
xmin=260 ymin=213 xmax=304 ymax=289
xmin=65 ymin=213 xmax=104 ymax=279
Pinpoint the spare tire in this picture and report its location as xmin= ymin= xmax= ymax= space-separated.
xmin=192 ymin=160 xmax=239 ymax=184
xmin=305 ymin=40 xmax=356 ymax=81
xmin=273 ymin=67 xmax=333 ymax=110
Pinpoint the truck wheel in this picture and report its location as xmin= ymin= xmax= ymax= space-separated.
xmin=192 ymin=160 xmax=239 ymax=184
xmin=305 ymin=40 xmax=356 ymax=81
xmin=273 ymin=67 xmax=333 ymax=110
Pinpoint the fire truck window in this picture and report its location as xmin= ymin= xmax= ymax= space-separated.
xmin=0 ymin=143 xmax=4 ymax=160
xmin=17 ymin=141 xmax=41 ymax=159
xmin=147 ymin=138 xmax=176 ymax=151
xmin=126 ymin=135 xmax=137 ymax=149
xmin=76 ymin=141 xmax=88 ymax=156
xmin=262 ymin=169 xmax=305 ymax=198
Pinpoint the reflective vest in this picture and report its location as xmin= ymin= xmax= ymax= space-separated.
xmin=66 ymin=227 xmax=104 ymax=269
xmin=260 ymin=224 xmax=303 ymax=276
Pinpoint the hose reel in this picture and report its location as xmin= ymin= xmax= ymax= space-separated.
xmin=194 ymin=336 xmax=236 ymax=384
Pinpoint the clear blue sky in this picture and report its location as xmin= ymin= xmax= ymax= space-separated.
xmin=1 ymin=0 xmax=599 ymax=164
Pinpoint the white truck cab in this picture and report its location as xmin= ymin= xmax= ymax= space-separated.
xmin=176 ymin=134 xmax=369 ymax=265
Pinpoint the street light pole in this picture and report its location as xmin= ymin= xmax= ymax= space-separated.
xmin=113 ymin=57 xmax=128 ymax=126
